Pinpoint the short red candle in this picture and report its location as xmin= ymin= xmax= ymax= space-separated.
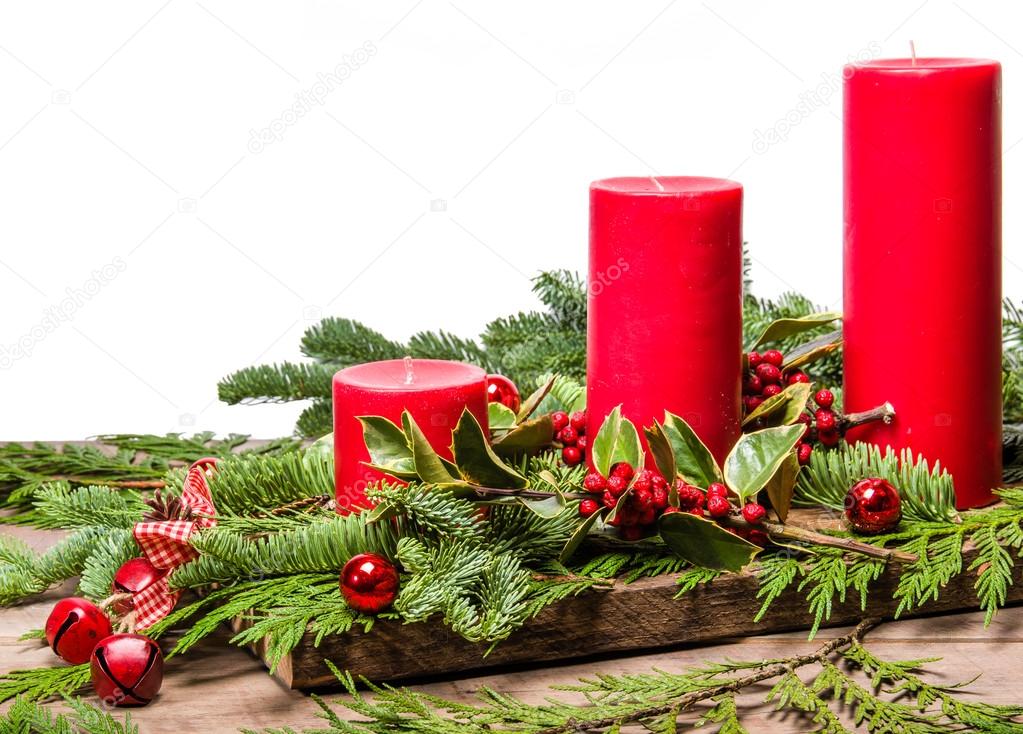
xmin=843 ymin=58 xmax=1002 ymax=508
xmin=587 ymin=177 xmax=744 ymax=464
xmin=332 ymin=359 xmax=489 ymax=512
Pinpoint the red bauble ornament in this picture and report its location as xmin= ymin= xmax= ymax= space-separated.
xmin=340 ymin=553 xmax=399 ymax=614
xmin=45 ymin=597 xmax=112 ymax=665
xmin=486 ymin=375 xmax=521 ymax=413
xmin=845 ymin=478 xmax=902 ymax=534
xmin=90 ymin=633 xmax=163 ymax=707
xmin=111 ymin=557 xmax=166 ymax=616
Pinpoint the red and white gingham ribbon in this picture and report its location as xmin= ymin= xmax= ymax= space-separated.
xmin=130 ymin=461 xmax=218 ymax=629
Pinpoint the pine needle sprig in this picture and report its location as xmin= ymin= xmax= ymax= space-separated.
xmin=23 ymin=482 xmax=145 ymax=530
xmin=205 ymin=450 xmax=334 ymax=515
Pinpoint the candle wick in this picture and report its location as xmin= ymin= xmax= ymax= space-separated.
xmin=403 ymin=355 xmax=415 ymax=385
xmin=909 ymin=40 xmax=917 ymax=66
xmin=650 ymin=176 xmax=665 ymax=192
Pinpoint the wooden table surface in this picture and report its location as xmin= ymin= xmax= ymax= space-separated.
xmin=4 ymin=523 xmax=1023 ymax=732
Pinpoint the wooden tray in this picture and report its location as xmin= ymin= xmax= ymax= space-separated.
xmin=234 ymin=509 xmax=1023 ymax=689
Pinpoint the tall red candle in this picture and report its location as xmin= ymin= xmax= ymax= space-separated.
xmin=587 ymin=177 xmax=743 ymax=464
xmin=843 ymin=58 xmax=1002 ymax=509
xmin=333 ymin=359 xmax=489 ymax=512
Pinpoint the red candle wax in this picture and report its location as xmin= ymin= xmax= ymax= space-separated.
xmin=587 ymin=177 xmax=744 ymax=464
xmin=332 ymin=358 xmax=489 ymax=512
xmin=843 ymin=58 xmax=1002 ymax=508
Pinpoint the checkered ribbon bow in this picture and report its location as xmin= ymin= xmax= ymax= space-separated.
xmin=130 ymin=462 xmax=218 ymax=629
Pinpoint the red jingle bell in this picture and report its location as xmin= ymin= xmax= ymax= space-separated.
xmin=90 ymin=633 xmax=163 ymax=707
xmin=45 ymin=597 xmax=112 ymax=665
xmin=486 ymin=375 xmax=521 ymax=413
xmin=844 ymin=477 xmax=902 ymax=535
xmin=340 ymin=553 xmax=399 ymax=614
xmin=111 ymin=557 xmax=166 ymax=616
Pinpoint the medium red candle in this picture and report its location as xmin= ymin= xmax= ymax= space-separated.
xmin=332 ymin=358 xmax=489 ymax=512
xmin=843 ymin=58 xmax=1002 ymax=509
xmin=587 ymin=177 xmax=744 ymax=464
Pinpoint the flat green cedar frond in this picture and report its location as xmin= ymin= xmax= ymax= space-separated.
xmin=969 ymin=524 xmax=1015 ymax=626
xmin=0 ymin=664 xmax=91 ymax=704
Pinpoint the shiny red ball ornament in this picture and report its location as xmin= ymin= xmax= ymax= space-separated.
xmin=90 ymin=633 xmax=163 ymax=707
xmin=486 ymin=375 xmax=521 ymax=413
xmin=340 ymin=553 xmax=399 ymax=614
xmin=45 ymin=597 xmax=112 ymax=665
xmin=111 ymin=557 xmax=166 ymax=616
xmin=844 ymin=478 xmax=902 ymax=535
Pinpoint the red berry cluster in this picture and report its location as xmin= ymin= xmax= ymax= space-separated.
xmin=552 ymin=410 xmax=588 ymax=467
xmin=792 ymin=389 xmax=842 ymax=465
xmin=580 ymin=466 xmax=771 ymax=545
xmin=743 ymin=349 xmax=809 ymax=417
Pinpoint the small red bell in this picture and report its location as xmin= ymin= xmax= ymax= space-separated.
xmin=90 ymin=633 xmax=163 ymax=707
xmin=111 ymin=557 xmax=166 ymax=616
xmin=44 ymin=597 xmax=112 ymax=665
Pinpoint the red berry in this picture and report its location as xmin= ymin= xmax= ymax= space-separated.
xmin=602 ymin=490 xmax=618 ymax=509
xmin=707 ymin=495 xmax=731 ymax=518
xmin=748 ymin=529 xmax=770 ymax=547
xmin=610 ymin=462 xmax=635 ymax=482
xmin=787 ymin=370 xmax=810 ymax=385
xmin=747 ymin=396 xmax=765 ymax=412
xmin=818 ymin=428 xmax=841 ymax=447
xmin=90 ymin=633 xmax=163 ymax=707
xmin=340 ymin=553 xmax=399 ymax=614
xmin=706 ymin=482 xmax=728 ymax=499
xmin=620 ymin=525 xmax=644 ymax=541
xmin=743 ymin=374 xmax=763 ymax=395
xmin=551 ymin=411 xmax=570 ymax=432
xmin=815 ymin=409 xmax=837 ymax=431
xmin=651 ymin=474 xmax=668 ymax=491
xmin=562 ymin=446 xmax=582 ymax=466
xmin=755 ymin=363 xmax=781 ymax=385
xmin=578 ymin=499 xmax=599 ymax=517
xmin=631 ymin=488 xmax=654 ymax=512
xmin=558 ymin=426 xmax=579 ymax=446
xmin=762 ymin=349 xmax=784 ymax=367
xmin=762 ymin=384 xmax=782 ymax=398
xmin=111 ymin=558 xmax=165 ymax=616
xmin=797 ymin=443 xmax=813 ymax=465
xmin=687 ymin=507 xmax=705 ymax=517
xmin=486 ymin=375 xmax=521 ymax=412
xmin=45 ymin=598 xmax=112 ymax=665
xmin=582 ymin=472 xmax=606 ymax=492
xmin=747 ymin=351 xmax=763 ymax=368
xmin=616 ymin=504 xmax=640 ymax=527
xmin=569 ymin=410 xmax=587 ymax=432
xmin=814 ymin=389 xmax=835 ymax=409
xmin=632 ymin=469 xmax=654 ymax=492
xmin=742 ymin=503 xmax=766 ymax=525
xmin=638 ymin=508 xmax=657 ymax=526
xmin=577 ymin=435 xmax=588 ymax=452
xmin=844 ymin=477 xmax=902 ymax=534
xmin=676 ymin=484 xmax=706 ymax=510
xmin=662 ymin=506 xmax=681 ymax=515
xmin=651 ymin=486 xmax=669 ymax=510
xmin=606 ymin=475 xmax=628 ymax=497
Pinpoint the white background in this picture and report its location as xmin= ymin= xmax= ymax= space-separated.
xmin=0 ymin=1 xmax=1020 ymax=439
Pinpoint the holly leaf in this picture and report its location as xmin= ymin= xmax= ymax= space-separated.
xmin=520 ymin=493 xmax=567 ymax=518
xmin=662 ymin=412 xmax=722 ymax=486
xmin=783 ymin=329 xmax=843 ymax=372
xmin=765 ymin=451 xmax=801 ymax=523
xmin=516 ymin=375 xmax=555 ymax=423
xmin=401 ymin=411 xmax=461 ymax=484
xmin=488 ymin=402 xmax=518 ymax=431
xmin=491 ymin=414 xmax=554 ymax=457
xmin=751 ymin=312 xmax=842 ymax=349
xmin=644 ymin=422 xmax=676 ymax=484
xmin=451 ymin=409 xmax=527 ymax=489
xmin=742 ymin=382 xmax=812 ymax=428
xmin=590 ymin=405 xmax=643 ymax=478
xmin=559 ymin=508 xmax=606 ymax=563
xmin=724 ymin=424 xmax=804 ymax=501
xmin=658 ymin=511 xmax=761 ymax=571
xmin=358 ymin=416 xmax=418 ymax=480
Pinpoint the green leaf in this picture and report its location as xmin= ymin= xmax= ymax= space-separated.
xmin=516 ymin=375 xmax=556 ymax=423
xmin=491 ymin=415 xmax=554 ymax=457
xmin=401 ymin=411 xmax=460 ymax=484
xmin=658 ymin=511 xmax=761 ymax=572
xmin=590 ymin=405 xmax=643 ymax=478
xmin=451 ymin=409 xmax=527 ymax=489
xmin=488 ymin=402 xmax=518 ymax=431
xmin=752 ymin=312 xmax=842 ymax=349
xmin=724 ymin=425 xmax=805 ymax=501
xmin=662 ymin=412 xmax=722 ymax=486
xmin=742 ymin=382 xmax=812 ymax=428
xmin=559 ymin=508 xmax=606 ymax=563
xmin=519 ymin=493 xmax=566 ymax=518
xmin=765 ymin=452 xmax=800 ymax=523
xmin=783 ymin=329 xmax=843 ymax=371
xmin=358 ymin=416 xmax=418 ymax=479
xmin=644 ymin=422 xmax=676 ymax=484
